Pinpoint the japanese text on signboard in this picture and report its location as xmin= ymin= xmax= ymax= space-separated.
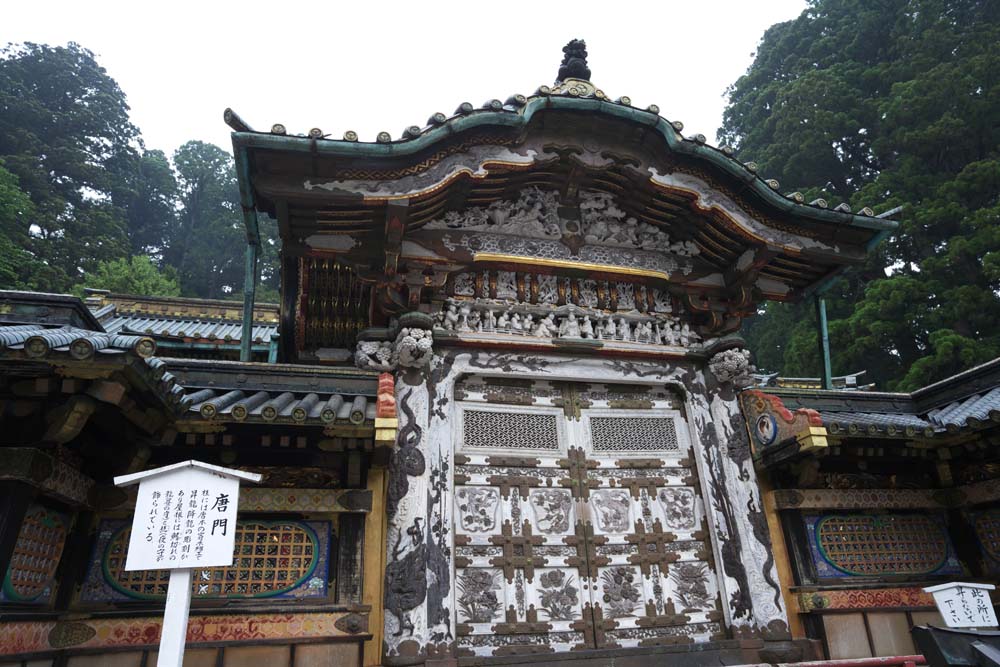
xmin=125 ymin=470 xmax=240 ymax=571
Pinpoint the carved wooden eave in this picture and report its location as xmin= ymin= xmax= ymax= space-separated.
xmin=228 ymin=78 xmax=895 ymax=351
xmin=740 ymin=357 xmax=1000 ymax=468
xmin=160 ymin=357 xmax=397 ymax=460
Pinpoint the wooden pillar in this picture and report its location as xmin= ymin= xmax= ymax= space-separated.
xmin=363 ymin=467 xmax=388 ymax=667
xmin=240 ymin=242 xmax=259 ymax=362
xmin=815 ymin=296 xmax=833 ymax=390
xmin=760 ymin=476 xmax=805 ymax=639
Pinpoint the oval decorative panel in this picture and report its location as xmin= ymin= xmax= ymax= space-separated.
xmin=2 ymin=504 xmax=70 ymax=603
xmin=815 ymin=514 xmax=949 ymax=576
xmin=104 ymin=521 xmax=321 ymax=599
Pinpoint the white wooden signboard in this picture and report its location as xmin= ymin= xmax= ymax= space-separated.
xmin=115 ymin=461 xmax=261 ymax=667
xmin=924 ymin=582 xmax=999 ymax=629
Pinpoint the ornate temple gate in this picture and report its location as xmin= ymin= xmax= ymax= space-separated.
xmin=451 ymin=377 xmax=723 ymax=657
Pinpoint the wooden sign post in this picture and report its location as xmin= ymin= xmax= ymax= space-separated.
xmin=114 ymin=461 xmax=262 ymax=667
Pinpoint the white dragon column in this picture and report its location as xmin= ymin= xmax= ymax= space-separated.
xmin=369 ymin=313 xmax=455 ymax=665
xmin=689 ymin=346 xmax=800 ymax=661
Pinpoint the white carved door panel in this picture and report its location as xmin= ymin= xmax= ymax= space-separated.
xmin=574 ymin=406 xmax=723 ymax=648
xmin=451 ymin=378 xmax=723 ymax=658
xmin=452 ymin=396 xmax=585 ymax=658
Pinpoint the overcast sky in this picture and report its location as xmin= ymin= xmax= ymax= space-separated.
xmin=4 ymin=0 xmax=806 ymax=157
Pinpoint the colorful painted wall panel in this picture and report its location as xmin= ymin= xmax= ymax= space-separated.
xmin=969 ymin=508 xmax=1000 ymax=572
xmin=804 ymin=512 xmax=962 ymax=579
xmin=80 ymin=519 xmax=332 ymax=602
xmin=0 ymin=611 xmax=367 ymax=656
xmin=1 ymin=503 xmax=71 ymax=605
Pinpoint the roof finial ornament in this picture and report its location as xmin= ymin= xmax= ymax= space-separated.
xmin=557 ymin=39 xmax=591 ymax=83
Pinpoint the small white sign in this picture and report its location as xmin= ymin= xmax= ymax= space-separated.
xmin=924 ymin=582 xmax=998 ymax=628
xmin=114 ymin=461 xmax=261 ymax=667
xmin=114 ymin=461 xmax=262 ymax=570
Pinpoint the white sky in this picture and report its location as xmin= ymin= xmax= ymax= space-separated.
xmin=4 ymin=0 xmax=806 ymax=157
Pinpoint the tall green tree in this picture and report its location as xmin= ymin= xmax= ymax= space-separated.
xmin=163 ymin=141 xmax=245 ymax=299
xmin=0 ymin=42 xmax=142 ymax=291
xmin=721 ymin=0 xmax=1000 ymax=390
xmin=0 ymin=161 xmax=49 ymax=289
xmin=125 ymin=149 xmax=177 ymax=257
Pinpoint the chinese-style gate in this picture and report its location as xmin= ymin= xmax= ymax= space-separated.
xmin=228 ymin=38 xmax=894 ymax=667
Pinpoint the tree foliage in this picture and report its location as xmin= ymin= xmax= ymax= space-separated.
xmin=0 ymin=42 xmax=280 ymax=303
xmin=722 ymin=0 xmax=1000 ymax=390
xmin=76 ymin=255 xmax=180 ymax=297
xmin=0 ymin=42 xmax=139 ymax=291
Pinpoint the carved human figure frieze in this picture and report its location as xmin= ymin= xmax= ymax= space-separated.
xmin=579 ymin=190 xmax=699 ymax=256
xmin=434 ymin=298 xmax=701 ymax=349
xmin=424 ymin=186 xmax=562 ymax=238
xmin=423 ymin=187 xmax=700 ymax=257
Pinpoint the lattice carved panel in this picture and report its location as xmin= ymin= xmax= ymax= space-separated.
xmin=805 ymin=513 xmax=962 ymax=579
xmin=80 ymin=519 xmax=332 ymax=601
xmin=1 ymin=504 xmax=70 ymax=604
xmin=459 ymin=405 xmax=564 ymax=454
xmin=589 ymin=416 xmax=680 ymax=453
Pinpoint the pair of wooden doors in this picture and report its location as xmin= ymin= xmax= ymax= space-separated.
xmin=451 ymin=378 xmax=723 ymax=657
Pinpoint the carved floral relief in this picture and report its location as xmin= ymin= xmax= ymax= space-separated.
xmin=537 ymin=569 xmax=580 ymax=621
xmin=658 ymin=487 xmax=697 ymax=530
xmin=529 ymin=489 xmax=573 ymax=534
xmin=670 ymin=562 xmax=713 ymax=610
xmin=456 ymin=569 xmax=504 ymax=623
xmin=591 ymin=489 xmax=632 ymax=533
xmin=456 ymin=487 xmax=500 ymax=533
xmin=600 ymin=566 xmax=642 ymax=618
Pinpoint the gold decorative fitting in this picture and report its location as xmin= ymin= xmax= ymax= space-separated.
xmin=744 ymin=161 xmax=758 ymax=172
xmin=535 ymin=85 xmax=552 ymax=96
xmin=721 ymin=145 xmax=734 ymax=155
xmin=810 ymin=198 xmax=829 ymax=209
xmin=766 ymin=178 xmax=780 ymax=189
xmin=376 ymin=131 xmax=392 ymax=143
xmin=343 ymin=130 xmax=358 ymax=142
xmin=646 ymin=104 xmax=660 ymax=114
xmin=788 ymin=192 xmax=805 ymax=203
xmin=270 ymin=124 xmax=286 ymax=135
xmin=594 ymin=89 xmax=606 ymax=99
xmin=404 ymin=126 xmax=421 ymax=138
xmin=671 ymin=120 xmax=684 ymax=132
xmin=472 ymin=252 xmax=669 ymax=280
xmin=859 ymin=206 xmax=875 ymax=216
xmin=308 ymin=128 xmax=323 ymax=139
xmin=796 ymin=426 xmax=828 ymax=453
xmin=617 ymin=95 xmax=631 ymax=105
xmin=693 ymin=134 xmax=707 ymax=144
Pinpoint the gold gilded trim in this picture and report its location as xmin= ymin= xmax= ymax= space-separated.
xmin=472 ymin=253 xmax=670 ymax=280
